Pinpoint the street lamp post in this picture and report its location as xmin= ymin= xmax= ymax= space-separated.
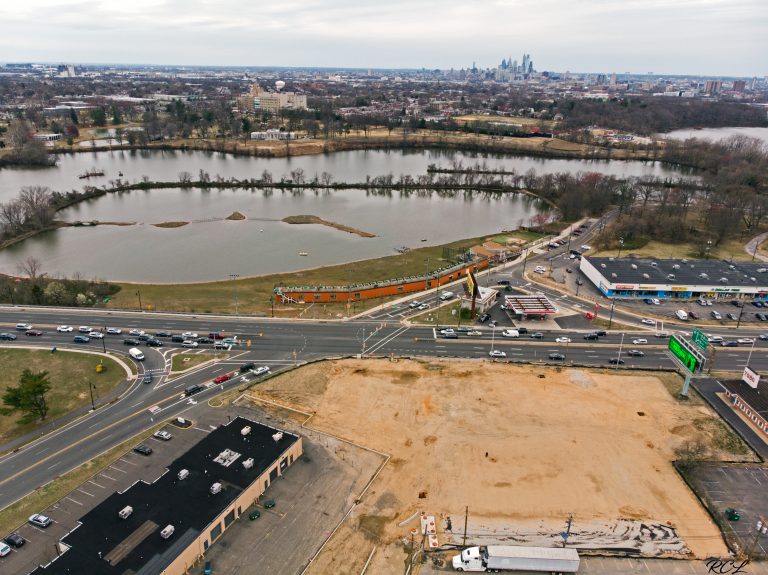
xmin=607 ymin=299 xmax=617 ymax=330
xmin=136 ymin=290 xmax=142 ymax=311
xmin=229 ymin=273 xmax=240 ymax=315
xmin=100 ymin=327 xmax=106 ymax=353
xmin=616 ymin=237 xmax=625 ymax=259
xmin=87 ymin=381 xmax=96 ymax=410
xmin=615 ymin=332 xmax=625 ymax=369
xmin=490 ymin=325 xmax=496 ymax=355
xmin=705 ymin=239 xmax=712 ymax=259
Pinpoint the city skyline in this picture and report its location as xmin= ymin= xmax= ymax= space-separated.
xmin=0 ymin=0 xmax=765 ymax=76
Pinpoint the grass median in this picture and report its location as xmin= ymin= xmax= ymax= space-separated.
xmin=171 ymin=352 xmax=227 ymax=373
xmin=0 ymin=349 xmax=126 ymax=444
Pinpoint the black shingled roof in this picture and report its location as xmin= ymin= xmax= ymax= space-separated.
xmin=585 ymin=257 xmax=768 ymax=289
xmin=35 ymin=417 xmax=298 ymax=575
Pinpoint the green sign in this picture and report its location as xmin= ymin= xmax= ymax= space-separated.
xmin=691 ymin=329 xmax=709 ymax=351
xmin=669 ymin=336 xmax=700 ymax=373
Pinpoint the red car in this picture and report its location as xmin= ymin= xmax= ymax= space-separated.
xmin=209 ymin=332 xmax=229 ymax=340
xmin=25 ymin=330 xmax=44 ymax=336
xmin=213 ymin=374 xmax=232 ymax=384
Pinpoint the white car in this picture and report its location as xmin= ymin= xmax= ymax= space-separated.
xmin=467 ymin=330 xmax=483 ymax=336
xmin=78 ymin=326 xmax=91 ymax=333
xmin=0 ymin=541 xmax=10 ymax=557
xmin=408 ymin=301 xmax=421 ymax=309
xmin=534 ymin=266 xmax=546 ymax=274
xmin=251 ymin=366 xmax=270 ymax=376
xmin=182 ymin=331 xmax=198 ymax=339
xmin=88 ymin=331 xmax=105 ymax=339
xmin=632 ymin=338 xmax=648 ymax=344
xmin=28 ymin=513 xmax=52 ymax=528
xmin=153 ymin=430 xmax=173 ymax=441
xmin=737 ymin=338 xmax=755 ymax=344
xmin=181 ymin=340 xmax=199 ymax=348
xmin=651 ymin=299 xmax=660 ymax=305
xmin=555 ymin=337 xmax=571 ymax=343
xmin=489 ymin=350 xmax=507 ymax=358
xmin=418 ymin=303 xmax=430 ymax=310
xmin=106 ymin=327 xmax=122 ymax=335
xmin=708 ymin=335 xmax=724 ymax=343
xmin=641 ymin=319 xmax=656 ymax=325
xmin=128 ymin=329 xmax=144 ymax=336
xmin=580 ymin=245 xmax=592 ymax=251
xmin=440 ymin=328 xmax=455 ymax=335
xmin=56 ymin=325 xmax=73 ymax=332
xmin=501 ymin=330 xmax=519 ymax=338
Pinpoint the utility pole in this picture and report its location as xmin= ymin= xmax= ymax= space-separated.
xmin=736 ymin=301 xmax=746 ymax=328
xmin=463 ymin=506 xmax=469 ymax=546
xmin=229 ymin=273 xmax=240 ymax=315
xmin=87 ymin=381 xmax=96 ymax=410
xmin=607 ymin=299 xmax=617 ymax=330
xmin=136 ymin=290 xmax=142 ymax=311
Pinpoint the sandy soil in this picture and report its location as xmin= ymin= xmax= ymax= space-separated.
xmin=251 ymin=359 xmax=744 ymax=574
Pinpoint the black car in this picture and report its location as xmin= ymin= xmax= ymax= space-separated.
xmin=627 ymin=350 xmax=645 ymax=357
xmin=155 ymin=331 xmax=173 ymax=338
xmin=239 ymin=362 xmax=256 ymax=373
xmin=443 ymin=332 xmax=459 ymax=339
xmin=584 ymin=333 xmax=599 ymax=340
xmin=548 ymin=352 xmax=566 ymax=360
xmin=4 ymin=533 xmax=24 ymax=548
xmin=757 ymin=313 xmax=767 ymax=321
xmin=0 ymin=333 xmax=17 ymax=341
xmin=171 ymin=335 xmax=185 ymax=343
xmin=731 ymin=300 xmax=744 ymax=308
xmin=123 ymin=338 xmax=140 ymax=345
xmin=516 ymin=327 xmax=528 ymax=334
xmin=595 ymin=330 xmax=607 ymax=337
xmin=498 ymin=279 xmax=511 ymax=286
xmin=478 ymin=313 xmax=491 ymax=323
xmin=25 ymin=329 xmax=44 ymax=336
xmin=721 ymin=341 xmax=739 ymax=347
xmin=137 ymin=334 xmax=151 ymax=341
xmin=197 ymin=337 xmax=214 ymax=344
xmin=688 ymin=311 xmax=699 ymax=320
xmin=133 ymin=445 xmax=153 ymax=456
xmin=608 ymin=358 xmax=625 ymax=365
xmin=141 ymin=373 xmax=153 ymax=384
xmin=145 ymin=339 xmax=163 ymax=347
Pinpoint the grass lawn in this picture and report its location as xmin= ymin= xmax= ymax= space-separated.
xmin=107 ymin=235 xmax=492 ymax=316
xmin=0 ymin=349 xmax=126 ymax=444
xmin=0 ymin=424 xmax=162 ymax=534
xmin=171 ymin=352 xmax=226 ymax=372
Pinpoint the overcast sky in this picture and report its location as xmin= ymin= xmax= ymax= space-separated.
xmin=1 ymin=0 xmax=765 ymax=76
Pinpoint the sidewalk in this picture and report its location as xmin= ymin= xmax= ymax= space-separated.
xmin=580 ymin=556 xmax=767 ymax=574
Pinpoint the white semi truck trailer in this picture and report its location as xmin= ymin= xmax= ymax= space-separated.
xmin=452 ymin=545 xmax=580 ymax=573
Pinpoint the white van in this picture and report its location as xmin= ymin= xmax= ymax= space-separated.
xmin=129 ymin=347 xmax=145 ymax=361
xmin=675 ymin=310 xmax=689 ymax=321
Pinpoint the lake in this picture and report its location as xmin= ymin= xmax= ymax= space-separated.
xmin=0 ymin=149 xmax=687 ymax=282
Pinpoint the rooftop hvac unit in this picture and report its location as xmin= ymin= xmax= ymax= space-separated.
xmin=160 ymin=525 xmax=175 ymax=539
xmin=672 ymin=264 xmax=680 ymax=269
xmin=272 ymin=432 xmax=284 ymax=442
xmin=118 ymin=506 xmax=133 ymax=519
xmin=752 ymin=277 xmax=757 ymax=282
xmin=241 ymin=426 xmax=252 ymax=436
xmin=729 ymin=265 xmax=736 ymax=270
xmin=667 ymin=274 xmax=675 ymax=280
xmin=682 ymin=259 xmax=688 ymax=263
xmin=720 ymin=277 xmax=728 ymax=283
xmin=210 ymin=482 xmax=222 ymax=495
xmin=631 ymin=264 xmax=637 ymax=269
xmin=650 ymin=262 xmax=657 ymax=267
xmin=242 ymin=457 xmax=254 ymax=469
xmin=600 ymin=264 xmax=607 ymax=268
xmin=643 ymin=273 xmax=650 ymax=279
xmin=178 ymin=469 xmax=189 ymax=480
xmin=758 ymin=268 xmax=767 ymax=273
xmin=611 ymin=273 xmax=617 ymax=278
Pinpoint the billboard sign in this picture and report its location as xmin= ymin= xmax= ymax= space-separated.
xmin=742 ymin=366 xmax=760 ymax=389
xmin=467 ymin=271 xmax=479 ymax=299
xmin=691 ymin=329 xmax=709 ymax=351
xmin=668 ymin=336 xmax=702 ymax=373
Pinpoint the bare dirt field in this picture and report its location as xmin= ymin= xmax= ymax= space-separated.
xmin=249 ymin=359 xmax=751 ymax=574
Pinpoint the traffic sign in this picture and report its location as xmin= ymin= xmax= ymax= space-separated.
xmin=669 ymin=336 xmax=704 ymax=373
xmin=691 ymin=329 xmax=708 ymax=351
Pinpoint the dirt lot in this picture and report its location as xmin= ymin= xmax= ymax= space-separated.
xmin=251 ymin=359 xmax=751 ymax=574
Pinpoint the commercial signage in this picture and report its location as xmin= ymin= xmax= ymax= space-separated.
xmin=671 ymin=287 xmax=690 ymax=291
xmin=615 ymin=284 xmax=636 ymax=290
xmin=742 ymin=366 xmax=760 ymax=389
xmin=668 ymin=336 xmax=702 ymax=374
xmin=691 ymin=329 xmax=709 ymax=351
xmin=467 ymin=271 xmax=479 ymax=299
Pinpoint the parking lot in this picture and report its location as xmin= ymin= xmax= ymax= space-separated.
xmin=683 ymin=463 xmax=768 ymax=559
xmin=1 ymin=418 xmax=208 ymax=574
xmin=620 ymin=296 xmax=768 ymax=328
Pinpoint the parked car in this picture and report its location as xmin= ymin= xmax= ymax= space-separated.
xmin=489 ymin=350 xmax=507 ymax=358
xmin=757 ymin=313 xmax=767 ymax=321
xmin=25 ymin=330 xmax=44 ymax=337
xmin=0 ymin=541 xmax=11 ymax=557
xmin=478 ymin=313 xmax=491 ymax=323
xmin=731 ymin=300 xmax=744 ymax=308
xmin=248 ymin=509 xmax=261 ymax=520
xmin=548 ymin=353 xmax=566 ymax=360
xmin=0 ymin=333 xmax=18 ymax=341
xmin=197 ymin=336 xmax=214 ymax=344
xmin=153 ymin=430 xmax=173 ymax=441
xmin=73 ymin=335 xmax=90 ymax=344
xmin=408 ymin=301 xmax=421 ymax=309
xmin=213 ymin=374 xmax=232 ymax=384
xmin=57 ymin=325 xmax=73 ymax=332
xmin=133 ymin=445 xmax=153 ymax=456
xmin=138 ymin=334 xmax=151 ymax=341
xmin=28 ymin=513 xmax=52 ymax=528
xmin=627 ymin=350 xmax=645 ymax=357
xmin=753 ymin=301 xmax=765 ymax=308
xmin=688 ymin=311 xmax=699 ymax=320
xmin=726 ymin=313 xmax=738 ymax=321
xmin=181 ymin=332 xmax=198 ymax=339
xmin=4 ymin=533 xmax=24 ymax=548
xmin=155 ymin=331 xmax=173 ymax=338
xmin=711 ymin=311 xmax=722 ymax=320
xmin=534 ymin=266 xmax=546 ymax=274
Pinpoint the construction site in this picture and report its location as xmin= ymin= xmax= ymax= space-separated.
xmin=240 ymin=358 xmax=758 ymax=574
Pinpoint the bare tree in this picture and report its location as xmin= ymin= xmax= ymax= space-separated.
xmin=290 ymin=168 xmax=305 ymax=185
xmin=0 ymin=200 xmax=26 ymax=235
xmin=18 ymin=186 xmax=54 ymax=228
xmin=18 ymin=256 xmax=44 ymax=280
xmin=320 ymin=172 xmax=333 ymax=186
xmin=178 ymin=171 xmax=193 ymax=186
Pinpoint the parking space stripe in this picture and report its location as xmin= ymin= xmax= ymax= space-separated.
xmin=87 ymin=480 xmax=105 ymax=489
xmin=77 ymin=488 xmax=95 ymax=497
xmin=65 ymin=496 xmax=83 ymax=506
xmin=119 ymin=458 xmax=137 ymax=466
xmin=100 ymin=473 xmax=117 ymax=481
xmin=108 ymin=465 xmax=127 ymax=474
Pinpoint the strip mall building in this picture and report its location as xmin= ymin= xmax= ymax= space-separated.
xmin=580 ymin=257 xmax=768 ymax=300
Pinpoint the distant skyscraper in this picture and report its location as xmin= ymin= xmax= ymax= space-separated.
xmin=732 ymin=80 xmax=746 ymax=92
xmin=610 ymin=73 xmax=617 ymax=86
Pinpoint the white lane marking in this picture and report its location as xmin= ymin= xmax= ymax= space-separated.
xmin=47 ymin=462 xmax=60 ymax=470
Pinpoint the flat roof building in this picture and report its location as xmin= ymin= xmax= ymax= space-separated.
xmin=34 ymin=417 xmax=301 ymax=575
xmin=721 ymin=377 xmax=768 ymax=439
xmin=502 ymin=294 xmax=558 ymax=318
xmin=580 ymin=257 xmax=768 ymax=300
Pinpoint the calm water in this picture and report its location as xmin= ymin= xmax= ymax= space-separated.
xmin=660 ymin=126 xmax=768 ymax=144
xmin=0 ymin=149 xmax=687 ymax=282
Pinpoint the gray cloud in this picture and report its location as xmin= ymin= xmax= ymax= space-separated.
xmin=0 ymin=0 xmax=764 ymax=75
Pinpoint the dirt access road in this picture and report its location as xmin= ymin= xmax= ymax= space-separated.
xmin=250 ymin=359 xmax=752 ymax=574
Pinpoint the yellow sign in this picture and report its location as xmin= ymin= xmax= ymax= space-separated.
xmin=467 ymin=272 xmax=476 ymax=298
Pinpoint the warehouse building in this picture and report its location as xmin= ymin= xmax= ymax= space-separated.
xmin=580 ymin=257 xmax=768 ymax=300
xmin=35 ymin=417 xmax=301 ymax=575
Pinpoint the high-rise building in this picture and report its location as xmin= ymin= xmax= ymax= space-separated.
xmin=703 ymin=80 xmax=722 ymax=95
xmin=732 ymin=80 xmax=746 ymax=92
